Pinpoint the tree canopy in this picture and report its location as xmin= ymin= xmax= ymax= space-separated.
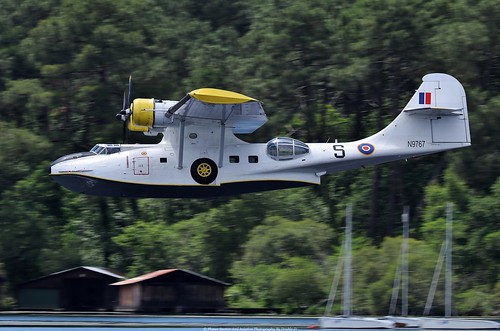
xmin=0 ymin=0 xmax=499 ymax=315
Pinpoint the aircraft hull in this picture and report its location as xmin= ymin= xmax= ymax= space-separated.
xmin=52 ymin=174 xmax=314 ymax=198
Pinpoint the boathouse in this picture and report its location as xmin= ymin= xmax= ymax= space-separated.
xmin=111 ymin=268 xmax=229 ymax=312
xmin=16 ymin=266 xmax=124 ymax=310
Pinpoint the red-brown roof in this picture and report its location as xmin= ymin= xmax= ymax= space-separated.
xmin=110 ymin=269 xmax=177 ymax=286
xmin=110 ymin=268 xmax=229 ymax=286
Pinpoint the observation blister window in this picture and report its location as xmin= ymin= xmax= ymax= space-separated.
xmin=266 ymin=137 xmax=309 ymax=161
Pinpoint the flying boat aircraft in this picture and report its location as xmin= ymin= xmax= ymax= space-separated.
xmin=50 ymin=73 xmax=471 ymax=198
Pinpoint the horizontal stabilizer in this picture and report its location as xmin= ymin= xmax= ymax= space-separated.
xmin=404 ymin=106 xmax=464 ymax=116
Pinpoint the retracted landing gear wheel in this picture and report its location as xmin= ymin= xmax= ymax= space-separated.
xmin=191 ymin=158 xmax=218 ymax=184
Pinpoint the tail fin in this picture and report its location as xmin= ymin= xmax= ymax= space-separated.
xmin=371 ymin=73 xmax=471 ymax=154
xmin=403 ymin=73 xmax=470 ymax=144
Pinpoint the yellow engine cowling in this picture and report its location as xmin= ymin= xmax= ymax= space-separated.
xmin=128 ymin=98 xmax=154 ymax=132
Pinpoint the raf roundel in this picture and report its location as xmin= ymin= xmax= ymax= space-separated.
xmin=358 ymin=143 xmax=375 ymax=155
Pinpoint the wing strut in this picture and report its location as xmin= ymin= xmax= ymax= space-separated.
xmin=167 ymin=94 xmax=192 ymax=117
xmin=218 ymin=105 xmax=227 ymax=168
xmin=177 ymin=119 xmax=185 ymax=169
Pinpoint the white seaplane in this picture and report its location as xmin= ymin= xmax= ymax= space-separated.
xmin=50 ymin=73 xmax=471 ymax=198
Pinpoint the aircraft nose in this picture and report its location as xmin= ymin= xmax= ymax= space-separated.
xmin=49 ymin=152 xmax=97 ymax=177
xmin=50 ymin=151 xmax=95 ymax=168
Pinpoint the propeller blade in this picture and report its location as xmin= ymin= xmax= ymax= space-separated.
xmin=123 ymin=120 xmax=127 ymax=144
xmin=117 ymin=75 xmax=133 ymax=143
xmin=127 ymin=75 xmax=132 ymax=109
xmin=122 ymin=90 xmax=126 ymax=111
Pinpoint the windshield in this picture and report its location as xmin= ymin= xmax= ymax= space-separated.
xmin=90 ymin=145 xmax=121 ymax=155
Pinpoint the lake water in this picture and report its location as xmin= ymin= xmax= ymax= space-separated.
xmin=1 ymin=314 xmax=498 ymax=331
xmin=0 ymin=314 xmax=317 ymax=330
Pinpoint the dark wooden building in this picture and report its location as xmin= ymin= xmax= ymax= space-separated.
xmin=111 ymin=268 xmax=229 ymax=312
xmin=17 ymin=266 xmax=124 ymax=310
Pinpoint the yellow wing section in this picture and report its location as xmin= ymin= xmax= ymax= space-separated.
xmin=189 ymin=88 xmax=257 ymax=104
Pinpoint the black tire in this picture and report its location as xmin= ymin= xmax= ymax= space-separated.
xmin=190 ymin=158 xmax=218 ymax=185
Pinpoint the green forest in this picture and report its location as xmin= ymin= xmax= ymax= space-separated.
xmin=0 ymin=0 xmax=499 ymax=316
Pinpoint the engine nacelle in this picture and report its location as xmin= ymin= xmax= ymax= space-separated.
xmin=128 ymin=98 xmax=175 ymax=132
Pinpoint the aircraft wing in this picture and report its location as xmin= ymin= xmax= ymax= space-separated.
xmin=168 ymin=88 xmax=268 ymax=134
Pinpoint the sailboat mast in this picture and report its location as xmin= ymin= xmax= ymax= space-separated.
xmin=445 ymin=203 xmax=453 ymax=317
xmin=324 ymin=245 xmax=344 ymax=316
xmin=402 ymin=206 xmax=409 ymax=317
xmin=343 ymin=203 xmax=352 ymax=317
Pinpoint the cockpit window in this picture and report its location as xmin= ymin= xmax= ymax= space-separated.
xmin=90 ymin=145 xmax=121 ymax=155
xmin=90 ymin=145 xmax=105 ymax=154
xmin=267 ymin=137 xmax=310 ymax=161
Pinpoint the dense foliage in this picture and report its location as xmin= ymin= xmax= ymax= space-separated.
xmin=0 ymin=0 xmax=498 ymax=315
